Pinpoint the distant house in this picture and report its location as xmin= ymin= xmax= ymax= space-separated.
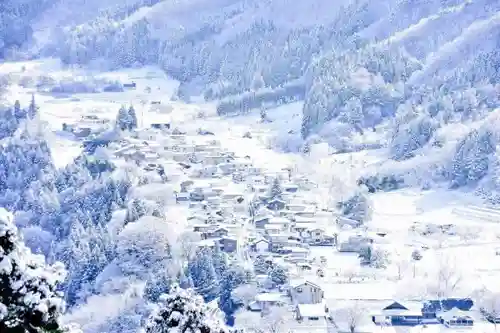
xmin=151 ymin=123 xmax=170 ymax=130
xmin=264 ymin=224 xmax=282 ymax=236
xmin=251 ymin=239 xmax=270 ymax=253
xmin=437 ymin=308 xmax=474 ymax=328
xmin=422 ymin=298 xmax=473 ymax=320
xmin=193 ymin=224 xmax=217 ymax=233
xmin=372 ymin=301 xmax=422 ymax=326
xmin=283 ymin=184 xmax=299 ymax=193
xmin=123 ymin=82 xmax=136 ymax=88
xmin=248 ymin=293 xmax=285 ymax=312
xmin=289 ymin=280 xmax=324 ymax=305
xmin=295 ymin=302 xmax=328 ymax=322
xmin=220 ymin=236 xmax=237 ymax=253
xmin=337 ymin=234 xmax=373 ymax=253
xmin=254 ymin=215 xmax=271 ymax=229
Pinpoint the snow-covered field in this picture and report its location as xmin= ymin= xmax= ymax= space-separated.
xmin=2 ymin=58 xmax=500 ymax=331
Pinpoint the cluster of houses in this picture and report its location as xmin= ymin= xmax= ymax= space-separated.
xmin=104 ymin=112 xmax=500 ymax=332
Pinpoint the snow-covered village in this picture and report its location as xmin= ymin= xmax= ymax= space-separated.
xmin=1 ymin=1 xmax=500 ymax=333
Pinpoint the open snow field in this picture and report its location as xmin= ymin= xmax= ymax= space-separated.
xmin=3 ymin=58 xmax=500 ymax=331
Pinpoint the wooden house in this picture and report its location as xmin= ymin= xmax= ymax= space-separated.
xmin=289 ymin=280 xmax=324 ymax=305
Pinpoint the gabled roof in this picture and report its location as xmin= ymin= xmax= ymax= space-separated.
xmin=290 ymin=279 xmax=322 ymax=290
xmin=437 ymin=307 xmax=474 ymax=321
xmin=383 ymin=301 xmax=409 ymax=311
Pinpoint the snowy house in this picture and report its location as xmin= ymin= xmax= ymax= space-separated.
xmin=437 ymin=308 xmax=474 ymax=327
xmin=295 ymin=210 xmax=316 ymax=218
xmin=218 ymin=162 xmax=235 ymax=175
xmin=372 ymin=301 xmax=422 ymax=326
xmin=251 ymin=239 xmax=270 ymax=253
xmin=286 ymin=203 xmax=308 ymax=212
xmin=254 ymin=215 xmax=271 ymax=229
xmin=289 ymin=280 xmax=324 ymax=305
xmin=283 ymin=183 xmax=299 ymax=193
xmin=172 ymin=151 xmax=190 ymax=162
xmin=193 ymin=224 xmax=217 ymax=233
xmin=202 ymin=227 xmax=229 ymax=239
xmin=295 ymin=302 xmax=328 ymax=322
xmin=248 ymin=293 xmax=285 ymax=312
xmin=421 ymin=298 xmax=473 ymax=320
xmin=175 ymin=192 xmax=190 ymax=203
xmin=286 ymin=247 xmax=309 ymax=259
xmin=264 ymin=224 xmax=282 ymax=236
xmin=268 ymin=217 xmax=290 ymax=230
xmin=199 ymin=165 xmax=218 ymax=178
xmin=337 ymin=233 xmax=373 ymax=253
xmin=220 ymin=236 xmax=237 ymax=253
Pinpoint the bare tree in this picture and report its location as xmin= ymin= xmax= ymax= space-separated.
xmin=342 ymin=267 xmax=360 ymax=283
xmin=478 ymin=290 xmax=500 ymax=330
xmin=393 ymin=252 xmax=410 ymax=280
xmin=427 ymin=255 xmax=463 ymax=298
xmin=333 ymin=302 xmax=365 ymax=333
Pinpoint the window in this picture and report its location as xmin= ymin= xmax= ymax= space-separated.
xmin=296 ymin=287 xmax=302 ymax=293
xmin=308 ymin=317 xmax=319 ymax=321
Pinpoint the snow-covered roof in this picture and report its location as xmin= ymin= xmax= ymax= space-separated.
xmin=254 ymin=215 xmax=271 ymax=222
xmin=269 ymin=217 xmax=290 ymax=224
xmin=297 ymin=303 xmax=327 ymax=318
xmin=294 ymin=216 xmax=315 ymax=223
xmin=284 ymin=247 xmax=309 ymax=253
xmin=289 ymin=279 xmax=322 ymax=290
xmin=197 ymin=239 xmax=219 ymax=247
xmin=255 ymin=293 xmax=283 ymax=302
xmin=264 ymin=224 xmax=282 ymax=230
xmin=437 ymin=307 xmax=474 ymax=321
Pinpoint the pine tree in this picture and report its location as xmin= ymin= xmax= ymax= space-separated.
xmin=268 ymin=265 xmax=288 ymax=286
xmin=188 ymin=248 xmax=218 ymax=300
xmin=259 ymin=108 xmax=267 ymax=122
xmin=13 ymin=100 xmax=24 ymax=121
xmin=144 ymin=285 xmax=229 ymax=333
xmin=268 ymin=177 xmax=283 ymax=201
xmin=115 ymin=106 xmax=129 ymax=131
xmin=28 ymin=94 xmax=37 ymax=119
xmin=0 ymin=209 xmax=67 ymax=333
xmin=128 ymin=105 xmax=138 ymax=130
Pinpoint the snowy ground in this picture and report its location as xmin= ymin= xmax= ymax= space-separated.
xmin=2 ymin=58 xmax=500 ymax=330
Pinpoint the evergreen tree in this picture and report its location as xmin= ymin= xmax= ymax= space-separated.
xmin=0 ymin=209 xmax=67 ymax=333
xmin=128 ymin=105 xmax=138 ymax=130
xmin=211 ymin=246 xmax=228 ymax=282
xmin=27 ymin=94 xmax=37 ymax=119
xmin=268 ymin=177 xmax=283 ymax=201
xmin=188 ymin=248 xmax=218 ymax=301
xmin=13 ymin=100 xmax=25 ymax=121
xmin=268 ymin=265 xmax=288 ymax=286
xmin=144 ymin=285 xmax=229 ymax=333
xmin=115 ymin=106 xmax=130 ymax=131
xmin=259 ymin=108 xmax=267 ymax=122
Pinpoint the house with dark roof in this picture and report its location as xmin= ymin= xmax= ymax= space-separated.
xmin=372 ymin=301 xmax=422 ymax=326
